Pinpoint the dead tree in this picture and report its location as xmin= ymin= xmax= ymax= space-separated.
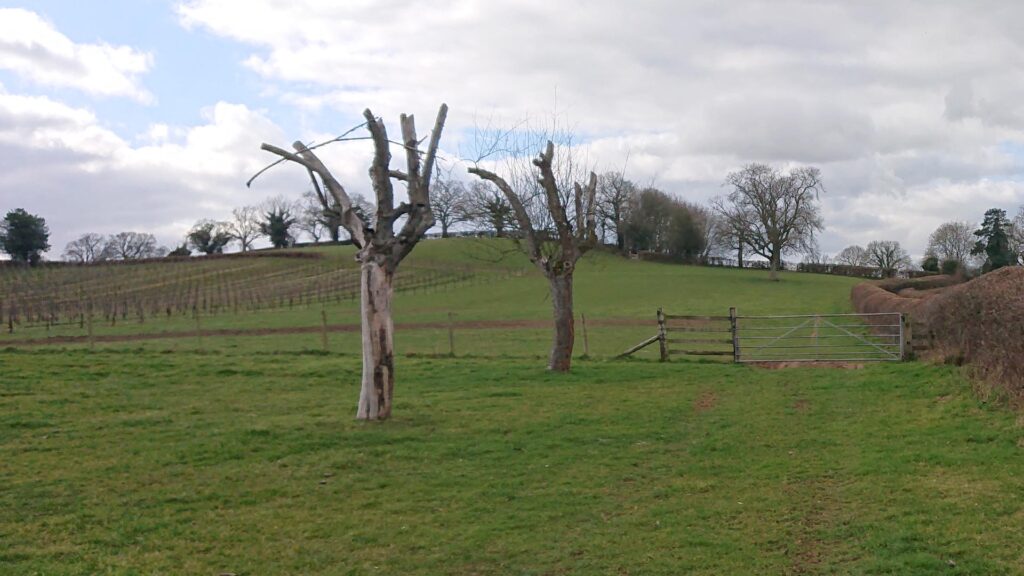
xmin=469 ymin=141 xmax=598 ymax=372
xmin=258 ymin=104 xmax=448 ymax=420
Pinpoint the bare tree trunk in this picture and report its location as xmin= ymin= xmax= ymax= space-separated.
xmin=769 ymin=250 xmax=780 ymax=281
xmin=548 ymin=273 xmax=574 ymax=372
xmin=356 ymin=260 xmax=395 ymax=420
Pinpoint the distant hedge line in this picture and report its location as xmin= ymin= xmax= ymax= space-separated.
xmin=851 ymin=268 xmax=1024 ymax=404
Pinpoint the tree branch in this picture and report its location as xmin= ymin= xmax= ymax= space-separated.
xmin=364 ymin=108 xmax=394 ymax=238
xmin=468 ymin=166 xmax=541 ymax=264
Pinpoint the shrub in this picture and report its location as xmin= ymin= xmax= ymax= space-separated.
xmin=851 ymin=268 xmax=1024 ymax=404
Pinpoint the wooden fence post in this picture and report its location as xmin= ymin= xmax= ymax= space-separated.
xmin=86 ymin=301 xmax=95 ymax=351
xmin=657 ymin=307 xmax=668 ymax=362
xmin=194 ymin=306 xmax=203 ymax=350
xmin=447 ymin=312 xmax=456 ymax=357
xmin=901 ymin=313 xmax=912 ymax=360
xmin=581 ymin=313 xmax=590 ymax=358
xmin=729 ymin=307 xmax=739 ymax=363
xmin=320 ymin=306 xmax=329 ymax=353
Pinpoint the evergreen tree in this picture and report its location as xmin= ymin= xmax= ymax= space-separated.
xmin=0 ymin=208 xmax=50 ymax=265
xmin=261 ymin=207 xmax=296 ymax=249
xmin=972 ymin=208 xmax=1017 ymax=272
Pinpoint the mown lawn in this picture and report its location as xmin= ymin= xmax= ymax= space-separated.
xmin=2 ymin=350 xmax=1022 ymax=574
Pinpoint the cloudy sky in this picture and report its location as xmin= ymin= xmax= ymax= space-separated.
xmin=2 ymin=0 xmax=1023 ymax=259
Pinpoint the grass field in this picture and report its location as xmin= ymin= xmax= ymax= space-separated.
xmin=1 ymin=239 xmax=861 ymax=359
xmin=3 ymin=351 xmax=1023 ymax=574
xmin=3 ymin=240 xmax=1023 ymax=574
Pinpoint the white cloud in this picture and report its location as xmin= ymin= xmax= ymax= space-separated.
xmin=0 ymin=8 xmax=153 ymax=102
xmin=175 ymin=1 xmax=1024 ymax=257
xmin=0 ymin=93 xmax=335 ymax=254
xmin=6 ymin=1 xmax=1024 ymax=262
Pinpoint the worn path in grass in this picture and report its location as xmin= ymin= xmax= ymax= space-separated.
xmin=3 ymin=350 xmax=1023 ymax=575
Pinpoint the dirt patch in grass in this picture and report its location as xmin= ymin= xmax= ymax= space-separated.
xmin=792 ymin=399 xmax=811 ymax=412
xmin=750 ymin=361 xmax=866 ymax=370
xmin=783 ymin=476 xmax=844 ymax=574
xmin=693 ymin=391 xmax=718 ymax=413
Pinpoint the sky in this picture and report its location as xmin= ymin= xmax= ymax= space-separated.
xmin=1 ymin=0 xmax=1023 ymax=259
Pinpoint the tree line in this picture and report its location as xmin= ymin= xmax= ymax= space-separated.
xmin=831 ymin=207 xmax=1024 ymax=278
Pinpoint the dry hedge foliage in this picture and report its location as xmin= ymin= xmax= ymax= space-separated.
xmin=851 ymin=268 xmax=1024 ymax=404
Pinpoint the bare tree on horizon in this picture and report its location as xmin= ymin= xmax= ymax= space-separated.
xmin=714 ymin=163 xmax=824 ymax=280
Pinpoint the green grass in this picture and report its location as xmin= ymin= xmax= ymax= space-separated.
xmin=2 ymin=351 xmax=1023 ymax=574
xmin=3 ymin=240 xmax=1019 ymax=573
xmin=2 ymin=239 xmax=861 ymax=358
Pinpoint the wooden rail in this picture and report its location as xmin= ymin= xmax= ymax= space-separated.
xmin=619 ymin=308 xmax=909 ymax=364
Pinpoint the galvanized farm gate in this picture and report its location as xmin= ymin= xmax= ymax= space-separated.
xmin=619 ymin=308 xmax=908 ymax=363
xmin=733 ymin=311 xmax=907 ymax=363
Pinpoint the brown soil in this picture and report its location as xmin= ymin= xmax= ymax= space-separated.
xmin=693 ymin=391 xmax=718 ymax=413
xmin=749 ymin=361 xmax=866 ymax=370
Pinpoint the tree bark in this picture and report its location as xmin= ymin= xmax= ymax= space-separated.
xmin=548 ymin=273 xmax=575 ymax=372
xmin=769 ymin=250 xmax=780 ymax=281
xmin=356 ymin=260 xmax=395 ymax=420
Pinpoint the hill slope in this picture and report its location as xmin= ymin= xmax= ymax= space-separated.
xmin=1 ymin=239 xmax=861 ymax=357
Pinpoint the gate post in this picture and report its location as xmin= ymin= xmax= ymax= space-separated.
xmin=657 ymin=307 xmax=668 ymax=362
xmin=901 ymin=313 xmax=912 ymax=360
xmin=729 ymin=307 xmax=739 ymax=363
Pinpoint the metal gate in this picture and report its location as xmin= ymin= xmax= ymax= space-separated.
xmin=733 ymin=311 xmax=905 ymax=363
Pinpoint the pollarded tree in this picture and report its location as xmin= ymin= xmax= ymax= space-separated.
xmin=0 ymin=209 xmax=50 ymax=265
xmin=715 ymin=164 xmax=825 ymax=280
xmin=866 ymin=240 xmax=911 ymax=277
xmin=469 ymin=141 xmax=598 ymax=372
xmin=257 ymin=104 xmax=448 ymax=420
